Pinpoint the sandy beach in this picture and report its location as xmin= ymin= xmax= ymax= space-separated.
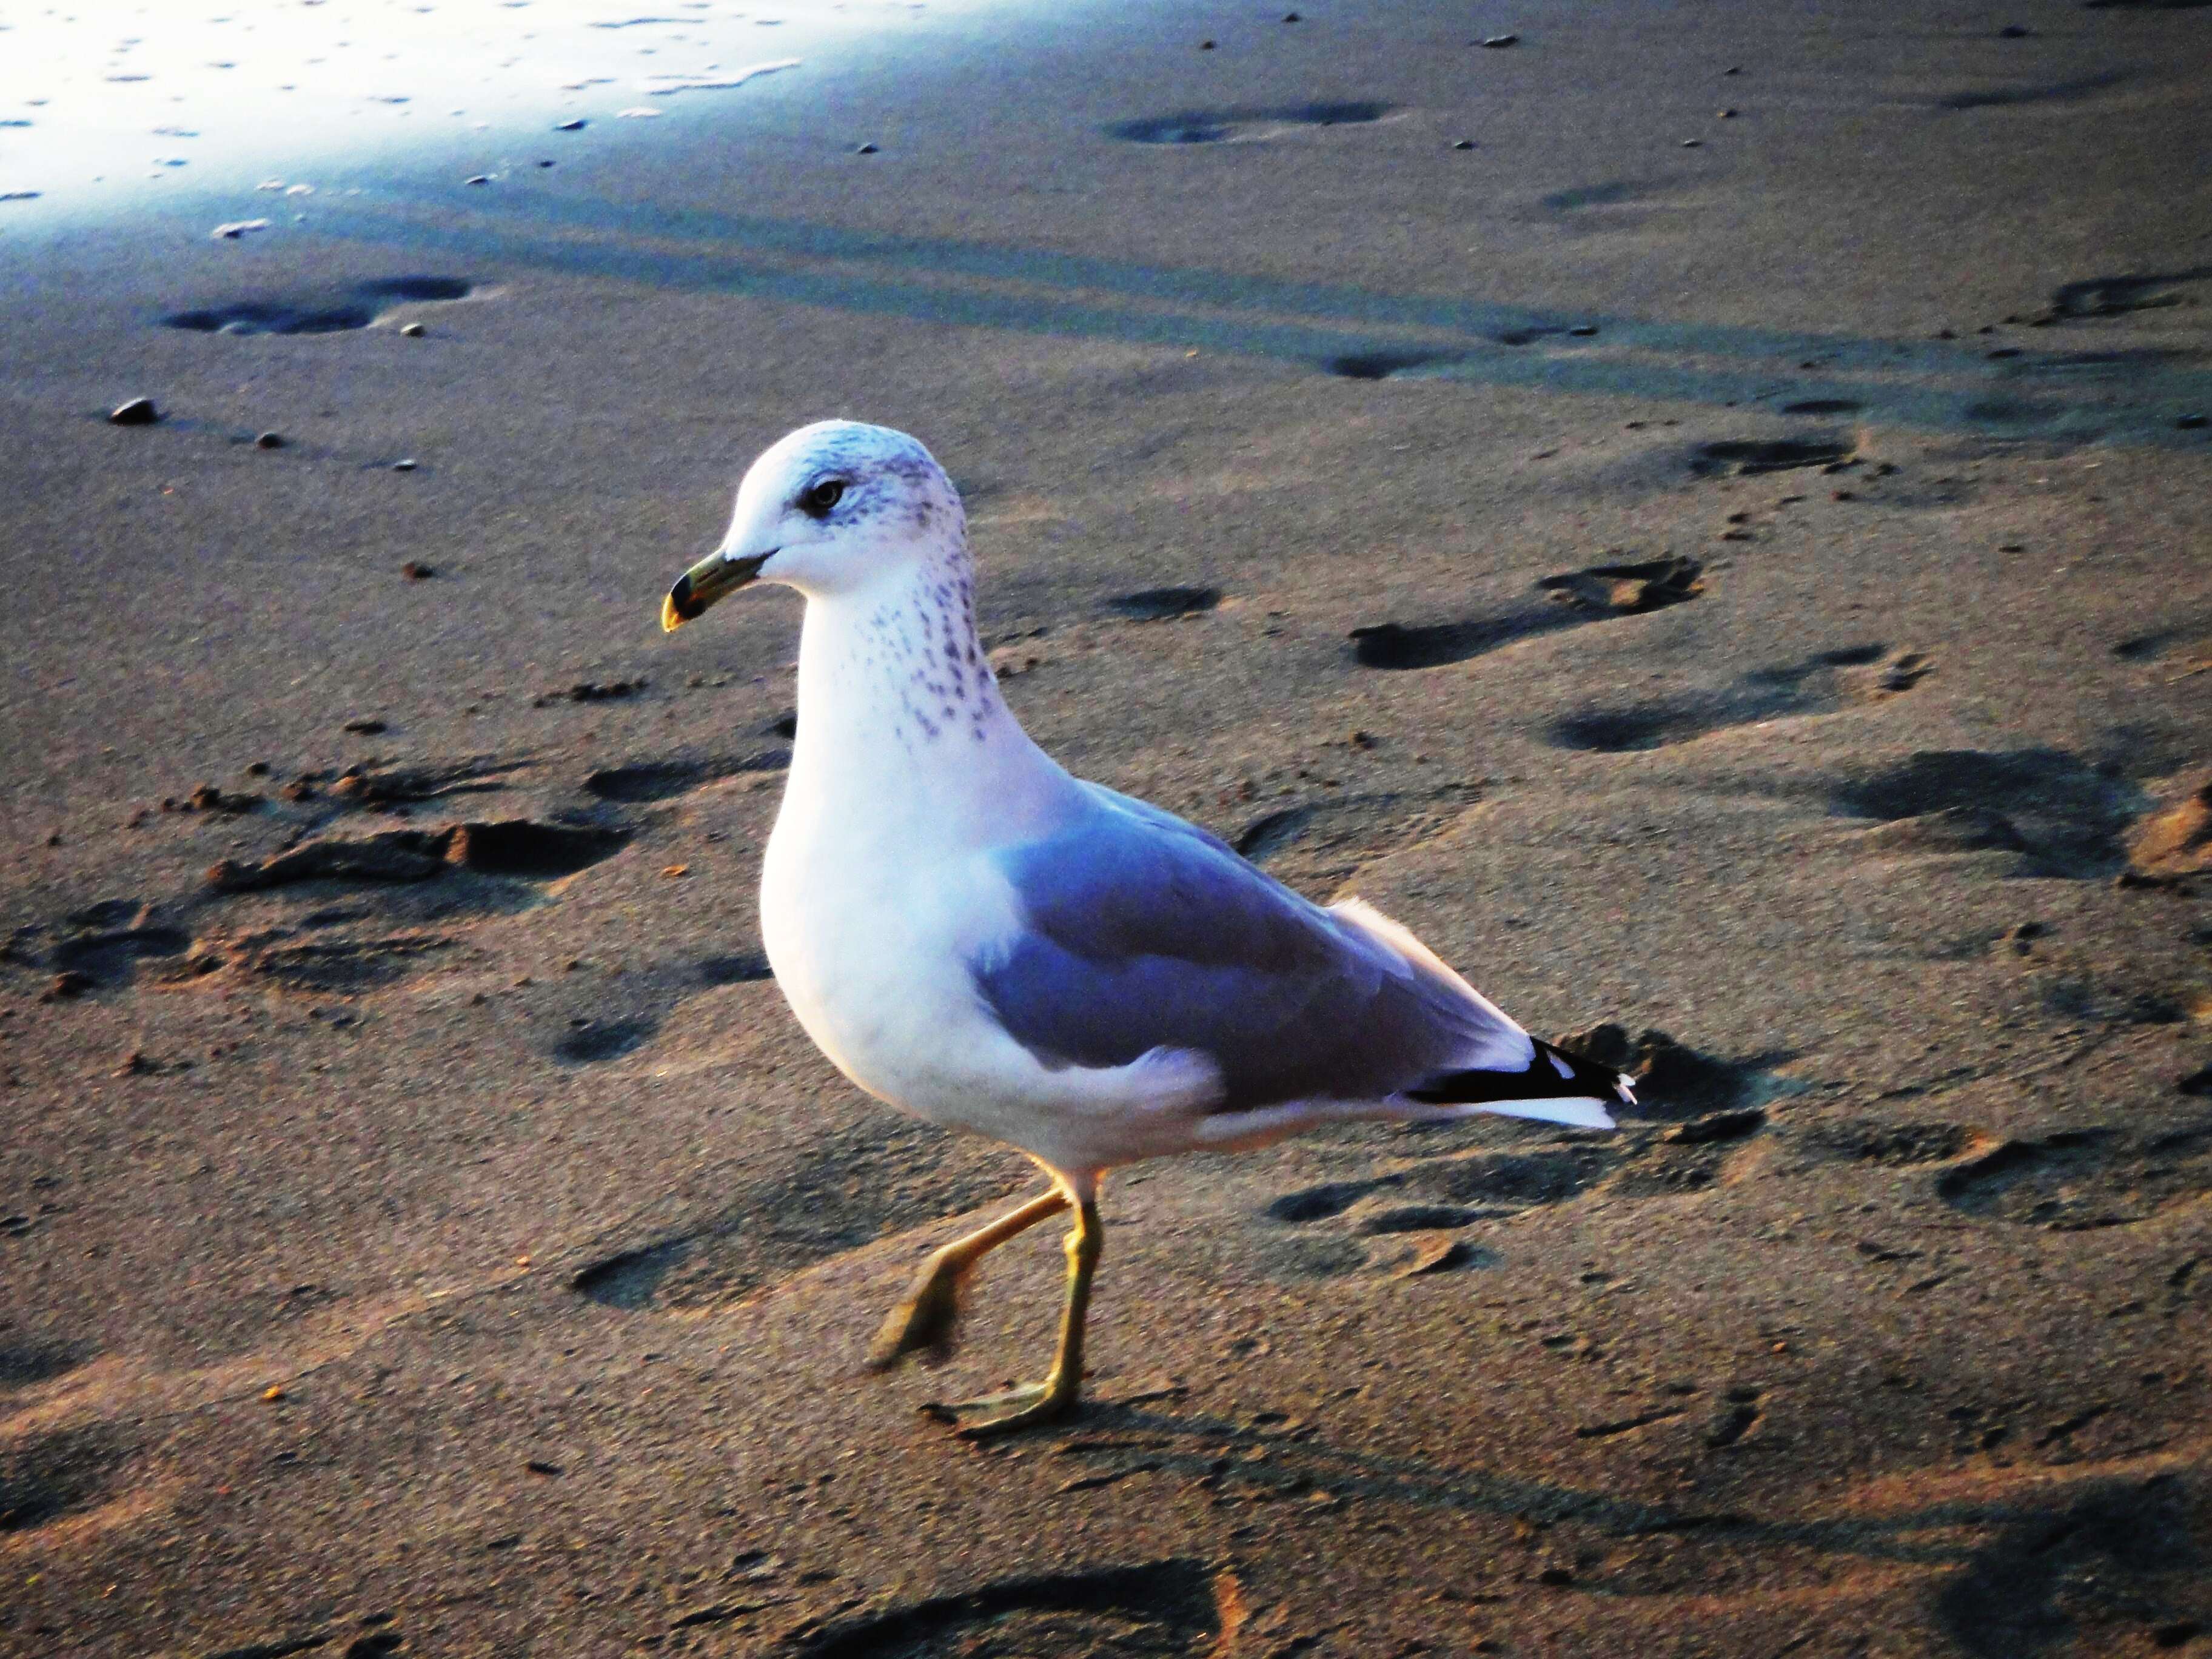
xmin=5 ymin=1 xmax=2212 ymax=1653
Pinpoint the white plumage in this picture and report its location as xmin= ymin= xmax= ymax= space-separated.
xmin=662 ymin=420 xmax=1631 ymax=1433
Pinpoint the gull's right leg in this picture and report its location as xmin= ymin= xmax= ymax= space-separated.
xmin=866 ymin=1188 xmax=1070 ymax=1369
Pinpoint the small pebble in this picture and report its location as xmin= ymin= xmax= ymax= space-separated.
xmin=1567 ymin=323 xmax=1597 ymax=336
xmin=343 ymin=717 xmax=387 ymax=734
xmin=464 ymin=174 xmax=492 ymax=186
xmin=392 ymin=458 xmax=418 ymax=472
xmin=1723 ymin=64 xmax=1743 ymax=75
xmin=255 ymin=431 xmax=284 ymax=449
xmin=1481 ymin=33 xmax=1519 ymax=47
xmin=537 ymin=159 xmax=555 ymax=168
xmin=401 ymin=561 xmax=435 ymax=581
xmin=1717 ymin=107 xmax=1738 ymax=118
xmin=399 ymin=321 xmax=425 ymax=337
xmin=854 ymin=141 xmax=879 ymax=154
xmin=555 ymin=118 xmax=586 ymax=131
xmin=1999 ymin=23 xmax=2031 ymax=36
xmin=1831 ymin=489 xmax=1855 ymax=501
xmin=1681 ymin=138 xmax=1703 ymax=147
xmin=1199 ymin=39 xmax=1215 ymax=49
xmin=2178 ymin=413 xmax=2208 ymax=430
xmin=1451 ymin=139 xmax=1475 ymax=150
xmin=108 ymin=397 xmax=159 ymax=426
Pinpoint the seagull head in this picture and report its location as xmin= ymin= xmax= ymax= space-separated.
xmin=662 ymin=420 xmax=966 ymax=631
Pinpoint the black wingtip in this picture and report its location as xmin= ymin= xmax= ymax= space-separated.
xmin=1405 ymin=1039 xmax=1633 ymax=1107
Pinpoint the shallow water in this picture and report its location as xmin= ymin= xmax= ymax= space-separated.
xmin=0 ymin=0 xmax=977 ymax=221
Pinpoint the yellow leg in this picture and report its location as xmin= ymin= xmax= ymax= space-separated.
xmin=927 ymin=1193 xmax=1103 ymax=1439
xmin=868 ymin=1188 xmax=1068 ymax=1370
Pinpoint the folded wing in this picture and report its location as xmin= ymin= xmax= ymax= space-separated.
xmin=969 ymin=783 xmax=1551 ymax=1115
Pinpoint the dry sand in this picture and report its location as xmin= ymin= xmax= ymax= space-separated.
xmin=5 ymin=1 xmax=2212 ymax=1654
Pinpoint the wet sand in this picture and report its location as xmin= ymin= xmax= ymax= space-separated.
xmin=5 ymin=2 xmax=2212 ymax=1654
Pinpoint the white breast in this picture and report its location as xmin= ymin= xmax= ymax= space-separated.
xmin=760 ymin=800 xmax=1026 ymax=1124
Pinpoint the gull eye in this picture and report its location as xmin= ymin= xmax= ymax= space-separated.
xmin=800 ymin=478 xmax=846 ymax=517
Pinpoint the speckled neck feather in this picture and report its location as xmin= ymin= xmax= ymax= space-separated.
xmin=784 ymin=532 xmax=1074 ymax=843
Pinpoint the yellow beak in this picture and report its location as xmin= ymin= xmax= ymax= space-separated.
xmin=661 ymin=549 xmax=771 ymax=633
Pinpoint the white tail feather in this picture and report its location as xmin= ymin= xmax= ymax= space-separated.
xmin=1468 ymin=1094 xmax=1617 ymax=1130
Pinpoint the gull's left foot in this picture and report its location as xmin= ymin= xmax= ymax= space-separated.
xmin=868 ymin=1260 xmax=963 ymax=1370
xmin=920 ymin=1377 xmax=1081 ymax=1438
xmin=868 ymin=1188 xmax=1071 ymax=1372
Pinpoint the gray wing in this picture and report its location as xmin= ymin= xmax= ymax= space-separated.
xmin=969 ymin=786 xmax=1528 ymax=1113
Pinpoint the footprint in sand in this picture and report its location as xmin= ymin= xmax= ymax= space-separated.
xmin=584 ymin=749 xmax=789 ymax=803
xmin=323 ymin=756 xmax=531 ymax=808
xmin=1349 ymin=555 xmax=1702 ymax=671
xmin=206 ymin=819 xmax=628 ymax=891
xmin=1321 ymin=327 xmax=1590 ymax=379
xmin=1826 ymin=747 xmax=2143 ymax=878
xmin=1107 ymin=585 xmax=1220 ymax=621
xmin=1106 ymin=101 xmax=1393 ymax=145
xmin=1932 ymin=70 xmax=2130 ymax=112
xmin=2038 ymin=266 xmax=2212 ymax=323
xmin=248 ymin=934 xmax=461 ymax=994
xmin=1546 ymin=644 xmax=1931 ymax=752
xmin=0 ymin=1338 xmax=94 ymax=1390
xmin=2112 ymin=621 xmax=2212 ymax=675
xmin=1322 ymin=349 xmax=1469 ymax=381
xmin=145 ymin=819 xmax=635 ymax=1000
xmin=41 ymin=902 xmax=192 ymax=990
xmin=0 ymin=1427 xmax=133 ymax=1536
xmin=1794 ymin=1119 xmax=1980 ymax=1168
xmin=1690 ymin=436 xmax=1856 ymax=477
xmin=554 ymin=1015 xmax=657 ymax=1065
xmin=783 ymin=1560 xmax=1233 ymax=1659
xmin=1936 ymin=1125 xmax=2212 ymax=1230
xmin=162 ymin=275 xmax=474 ymax=336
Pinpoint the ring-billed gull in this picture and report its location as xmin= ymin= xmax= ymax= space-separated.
xmin=662 ymin=420 xmax=1632 ymax=1435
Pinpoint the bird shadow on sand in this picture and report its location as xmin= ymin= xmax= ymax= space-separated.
xmin=1040 ymin=1403 xmax=2208 ymax=1651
